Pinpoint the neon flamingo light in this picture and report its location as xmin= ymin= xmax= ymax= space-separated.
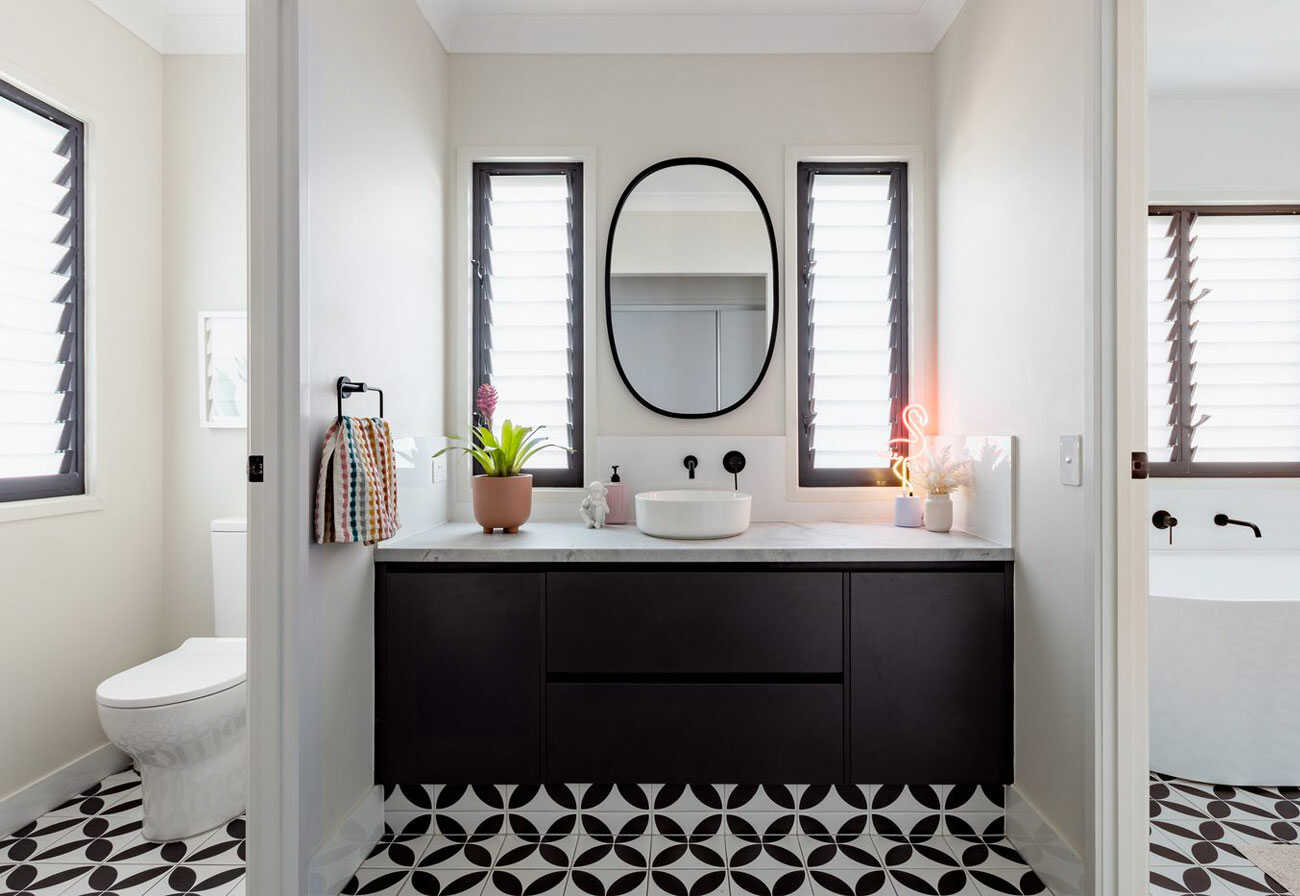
xmin=889 ymin=403 xmax=929 ymax=496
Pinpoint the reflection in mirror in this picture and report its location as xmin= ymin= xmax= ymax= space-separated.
xmin=607 ymin=160 xmax=777 ymax=418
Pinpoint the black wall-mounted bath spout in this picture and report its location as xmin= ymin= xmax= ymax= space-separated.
xmin=683 ymin=455 xmax=698 ymax=480
xmin=1215 ymin=514 xmax=1262 ymax=538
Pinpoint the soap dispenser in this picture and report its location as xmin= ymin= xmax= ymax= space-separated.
xmin=605 ymin=465 xmax=628 ymax=525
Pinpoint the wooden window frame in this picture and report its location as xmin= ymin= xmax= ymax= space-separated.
xmin=797 ymin=161 xmax=909 ymax=487
xmin=472 ymin=161 xmax=584 ymax=488
xmin=1148 ymin=204 xmax=1300 ymax=478
xmin=0 ymin=78 xmax=86 ymax=503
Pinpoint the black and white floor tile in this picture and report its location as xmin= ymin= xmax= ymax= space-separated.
xmin=350 ymin=784 xmax=1043 ymax=896
xmin=1 ymin=769 xmax=245 ymax=896
xmin=1149 ymin=772 xmax=1299 ymax=896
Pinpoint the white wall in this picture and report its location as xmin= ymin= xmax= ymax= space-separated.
xmin=0 ymin=0 xmax=165 ymax=802
xmin=448 ymin=54 xmax=934 ymax=515
xmin=1149 ymin=90 xmax=1300 ymax=204
xmin=933 ymin=0 xmax=1099 ymax=874
xmin=298 ymin=0 xmax=449 ymax=859
xmin=162 ymin=55 xmax=247 ymax=645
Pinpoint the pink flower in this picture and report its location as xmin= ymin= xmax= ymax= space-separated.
xmin=475 ymin=383 xmax=499 ymax=425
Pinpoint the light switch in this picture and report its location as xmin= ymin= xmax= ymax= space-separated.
xmin=432 ymin=454 xmax=448 ymax=484
xmin=1060 ymin=435 xmax=1082 ymax=486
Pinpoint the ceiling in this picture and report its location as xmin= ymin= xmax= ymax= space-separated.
xmin=85 ymin=0 xmax=966 ymax=55
xmin=417 ymin=0 xmax=967 ymax=53
xmin=1148 ymin=0 xmax=1300 ymax=91
xmin=86 ymin=0 xmax=245 ymax=54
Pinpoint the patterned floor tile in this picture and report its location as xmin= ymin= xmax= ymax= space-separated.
xmin=729 ymin=866 xmax=811 ymax=896
xmin=569 ymin=867 xmax=650 ymax=896
xmin=798 ymin=787 xmax=871 ymax=818
xmin=484 ymin=867 xmax=573 ymax=896
xmin=649 ymin=838 xmax=728 ymax=870
xmin=345 ymin=866 xmax=414 ymax=895
xmin=2 ymin=816 xmax=88 ymax=863
xmin=654 ymin=787 xmax=725 ymax=817
xmin=965 ymin=867 xmax=1048 ymax=896
xmin=802 ymin=838 xmax=885 ymax=871
xmin=402 ymin=867 xmax=490 ymax=896
xmin=0 ymin=862 xmax=94 ymax=895
xmin=886 ymin=868 xmax=979 ymax=896
xmin=647 ymin=867 xmax=729 ymax=896
xmin=877 ymin=841 xmax=962 ymax=874
xmin=146 ymin=864 xmax=244 ymax=895
xmin=581 ymin=786 xmax=654 ymax=815
xmin=60 ymin=863 xmax=172 ymax=895
xmin=728 ymin=839 xmax=805 ymax=870
xmin=1149 ymin=773 xmax=1300 ymax=896
xmin=573 ymin=838 xmax=652 ymax=871
xmin=807 ymin=866 xmax=895 ymax=896
xmin=496 ymin=837 xmax=575 ymax=870
xmin=727 ymin=788 xmax=799 ymax=815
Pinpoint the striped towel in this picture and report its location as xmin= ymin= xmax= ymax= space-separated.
xmin=314 ymin=416 xmax=400 ymax=545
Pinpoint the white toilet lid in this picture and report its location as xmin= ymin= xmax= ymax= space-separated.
xmin=96 ymin=638 xmax=246 ymax=709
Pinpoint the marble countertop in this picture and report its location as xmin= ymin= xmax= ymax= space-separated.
xmin=375 ymin=521 xmax=1013 ymax=563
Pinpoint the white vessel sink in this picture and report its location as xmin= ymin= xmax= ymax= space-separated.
xmin=635 ymin=490 xmax=752 ymax=540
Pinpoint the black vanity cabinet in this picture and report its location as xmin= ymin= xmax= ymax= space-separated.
xmin=376 ymin=571 xmax=543 ymax=782
xmin=850 ymin=572 xmax=1011 ymax=784
xmin=375 ymin=563 xmax=1012 ymax=785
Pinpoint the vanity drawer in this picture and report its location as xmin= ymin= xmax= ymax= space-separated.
xmin=547 ymin=571 xmax=842 ymax=674
xmin=547 ymin=683 xmax=843 ymax=782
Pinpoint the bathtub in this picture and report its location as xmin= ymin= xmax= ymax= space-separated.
xmin=1150 ymin=552 xmax=1300 ymax=785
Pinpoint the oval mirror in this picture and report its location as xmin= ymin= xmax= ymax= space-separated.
xmin=606 ymin=158 xmax=778 ymax=418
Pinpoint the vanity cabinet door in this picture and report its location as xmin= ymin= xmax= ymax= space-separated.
xmin=850 ymin=571 xmax=1011 ymax=784
xmin=377 ymin=570 xmax=542 ymax=783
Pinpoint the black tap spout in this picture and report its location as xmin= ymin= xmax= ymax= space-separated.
xmin=1214 ymin=514 xmax=1261 ymax=538
xmin=683 ymin=455 xmax=698 ymax=480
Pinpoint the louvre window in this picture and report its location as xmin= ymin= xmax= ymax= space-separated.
xmin=0 ymin=79 xmax=85 ymax=503
xmin=797 ymin=162 xmax=908 ymax=487
xmin=1147 ymin=206 xmax=1300 ymax=477
xmin=472 ymin=162 xmax=583 ymax=487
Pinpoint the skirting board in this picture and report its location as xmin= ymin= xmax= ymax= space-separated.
xmin=1005 ymin=784 xmax=1086 ymax=896
xmin=308 ymin=784 xmax=384 ymax=896
xmin=0 ymin=742 xmax=129 ymax=836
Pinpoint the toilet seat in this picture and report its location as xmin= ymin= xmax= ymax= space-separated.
xmin=96 ymin=638 xmax=245 ymax=709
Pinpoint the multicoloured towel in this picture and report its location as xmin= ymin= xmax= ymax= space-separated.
xmin=314 ymin=416 xmax=400 ymax=545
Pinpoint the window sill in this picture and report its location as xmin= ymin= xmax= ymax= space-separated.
xmin=0 ymin=494 xmax=104 ymax=525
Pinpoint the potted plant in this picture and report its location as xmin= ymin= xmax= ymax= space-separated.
xmin=908 ymin=445 xmax=974 ymax=533
xmin=436 ymin=385 xmax=569 ymax=533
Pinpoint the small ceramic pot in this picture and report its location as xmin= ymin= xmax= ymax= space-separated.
xmin=924 ymin=493 xmax=953 ymax=533
xmin=472 ymin=474 xmax=533 ymax=533
xmin=894 ymin=495 xmax=923 ymax=528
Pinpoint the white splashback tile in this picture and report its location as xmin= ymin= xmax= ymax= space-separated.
xmin=932 ymin=435 xmax=1015 ymax=548
xmin=1149 ymin=478 xmax=1300 ymax=552
xmin=595 ymin=436 xmax=892 ymax=524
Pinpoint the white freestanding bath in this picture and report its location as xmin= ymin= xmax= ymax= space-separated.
xmin=1149 ymin=552 xmax=1300 ymax=785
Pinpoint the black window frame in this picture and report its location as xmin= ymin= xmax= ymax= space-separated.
xmin=797 ymin=161 xmax=909 ymax=488
xmin=471 ymin=161 xmax=584 ymax=489
xmin=0 ymin=78 xmax=86 ymax=504
xmin=1148 ymin=204 xmax=1300 ymax=479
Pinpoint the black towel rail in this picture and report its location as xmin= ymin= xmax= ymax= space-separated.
xmin=336 ymin=376 xmax=384 ymax=422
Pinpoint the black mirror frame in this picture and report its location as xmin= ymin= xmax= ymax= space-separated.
xmin=605 ymin=157 xmax=780 ymax=420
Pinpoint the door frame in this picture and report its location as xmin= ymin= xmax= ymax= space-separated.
xmin=246 ymin=0 xmax=305 ymax=892
xmin=1108 ymin=0 xmax=1151 ymax=892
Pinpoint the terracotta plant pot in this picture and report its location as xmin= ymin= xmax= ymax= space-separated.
xmin=472 ymin=474 xmax=533 ymax=534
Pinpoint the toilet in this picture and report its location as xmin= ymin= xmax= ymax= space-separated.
xmin=96 ymin=519 xmax=247 ymax=842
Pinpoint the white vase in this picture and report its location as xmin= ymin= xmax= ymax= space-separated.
xmin=894 ymin=496 xmax=923 ymax=528
xmin=924 ymin=493 xmax=953 ymax=533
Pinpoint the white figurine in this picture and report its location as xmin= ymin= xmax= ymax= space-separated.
xmin=578 ymin=480 xmax=610 ymax=529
